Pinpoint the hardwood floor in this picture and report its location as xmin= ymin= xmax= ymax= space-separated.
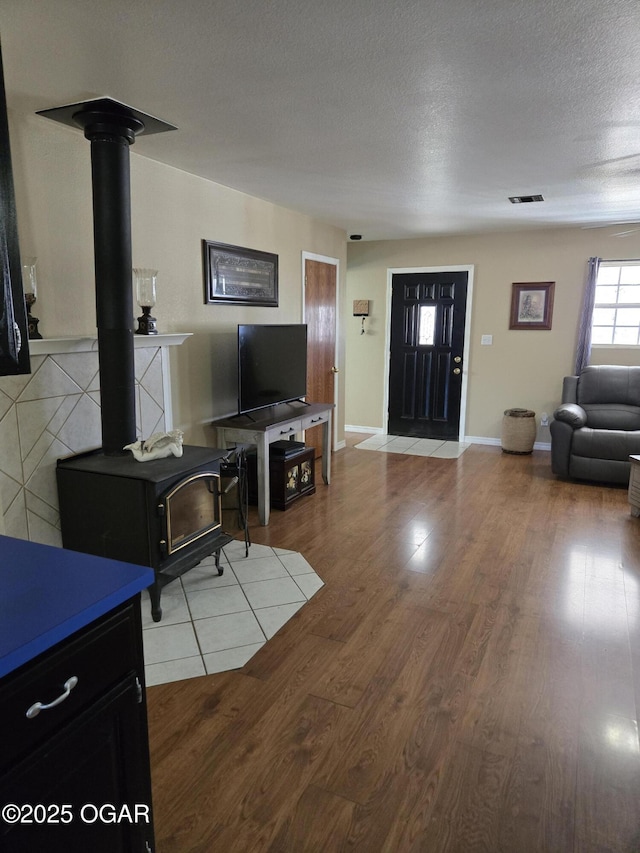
xmin=147 ymin=437 xmax=640 ymax=852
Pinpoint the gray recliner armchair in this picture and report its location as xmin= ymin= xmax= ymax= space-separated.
xmin=550 ymin=364 xmax=640 ymax=484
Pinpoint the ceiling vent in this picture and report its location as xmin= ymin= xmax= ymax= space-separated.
xmin=509 ymin=194 xmax=544 ymax=204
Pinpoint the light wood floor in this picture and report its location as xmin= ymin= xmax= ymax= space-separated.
xmin=147 ymin=436 xmax=640 ymax=852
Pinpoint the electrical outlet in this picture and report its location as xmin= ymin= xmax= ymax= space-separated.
xmin=540 ymin=412 xmax=549 ymax=427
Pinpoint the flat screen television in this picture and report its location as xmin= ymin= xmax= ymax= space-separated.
xmin=238 ymin=324 xmax=308 ymax=414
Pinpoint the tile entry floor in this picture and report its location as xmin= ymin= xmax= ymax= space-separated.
xmin=354 ymin=434 xmax=470 ymax=458
xmin=142 ymin=540 xmax=324 ymax=687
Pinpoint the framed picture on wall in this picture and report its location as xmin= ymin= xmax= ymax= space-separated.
xmin=509 ymin=281 xmax=555 ymax=330
xmin=202 ymin=240 xmax=279 ymax=306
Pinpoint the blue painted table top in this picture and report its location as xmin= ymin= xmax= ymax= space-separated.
xmin=0 ymin=534 xmax=153 ymax=678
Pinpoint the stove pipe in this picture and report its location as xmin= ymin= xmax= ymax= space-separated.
xmin=74 ymin=109 xmax=141 ymax=455
xmin=36 ymin=99 xmax=176 ymax=456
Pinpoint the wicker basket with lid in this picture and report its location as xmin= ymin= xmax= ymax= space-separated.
xmin=501 ymin=408 xmax=536 ymax=454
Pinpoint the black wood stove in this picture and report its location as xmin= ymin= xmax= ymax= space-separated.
xmin=57 ymin=446 xmax=232 ymax=622
xmin=44 ymin=99 xmax=236 ymax=622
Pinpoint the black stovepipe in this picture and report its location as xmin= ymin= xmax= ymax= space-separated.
xmin=72 ymin=109 xmax=144 ymax=455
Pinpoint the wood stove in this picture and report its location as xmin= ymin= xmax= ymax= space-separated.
xmin=42 ymin=98 xmax=238 ymax=622
xmin=57 ymin=446 xmax=232 ymax=622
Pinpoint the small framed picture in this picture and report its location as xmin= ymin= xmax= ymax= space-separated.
xmin=202 ymin=240 xmax=278 ymax=307
xmin=509 ymin=282 xmax=555 ymax=330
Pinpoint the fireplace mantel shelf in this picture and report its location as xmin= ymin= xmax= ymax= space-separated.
xmin=29 ymin=333 xmax=193 ymax=356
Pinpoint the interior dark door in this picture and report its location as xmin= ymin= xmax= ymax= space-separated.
xmin=304 ymin=258 xmax=337 ymax=458
xmin=388 ymin=270 xmax=468 ymax=439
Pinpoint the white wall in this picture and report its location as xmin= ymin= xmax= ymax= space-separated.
xmin=9 ymin=110 xmax=347 ymax=448
xmin=13 ymin=107 xmax=640 ymax=458
xmin=345 ymin=229 xmax=640 ymax=442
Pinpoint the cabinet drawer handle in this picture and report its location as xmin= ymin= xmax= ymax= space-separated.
xmin=280 ymin=428 xmax=295 ymax=434
xmin=26 ymin=676 xmax=79 ymax=719
xmin=310 ymin=417 xmax=322 ymax=423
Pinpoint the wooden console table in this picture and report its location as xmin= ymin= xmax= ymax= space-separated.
xmin=212 ymin=402 xmax=332 ymax=525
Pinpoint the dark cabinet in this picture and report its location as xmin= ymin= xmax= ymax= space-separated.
xmin=0 ymin=43 xmax=30 ymax=376
xmin=0 ymin=599 xmax=154 ymax=852
xmin=248 ymin=445 xmax=316 ymax=510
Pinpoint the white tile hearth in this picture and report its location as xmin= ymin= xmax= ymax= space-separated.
xmin=355 ymin=435 xmax=470 ymax=458
xmin=142 ymin=542 xmax=324 ymax=687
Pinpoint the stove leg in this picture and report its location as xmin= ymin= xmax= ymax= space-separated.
xmin=214 ymin=550 xmax=224 ymax=577
xmin=149 ymin=581 xmax=163 ymax=622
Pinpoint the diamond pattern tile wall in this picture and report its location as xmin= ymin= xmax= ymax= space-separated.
xmin=51 ymin=352 xmax=99 ymax=390
xmin=0 ymin=346 xmax=167 ymax=545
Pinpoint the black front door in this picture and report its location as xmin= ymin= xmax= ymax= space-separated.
xmin=388 ymin=270 xmax=468 ymax=440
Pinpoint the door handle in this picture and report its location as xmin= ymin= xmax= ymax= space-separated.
xmin=331 ymin=366 xmax=339 ymax=374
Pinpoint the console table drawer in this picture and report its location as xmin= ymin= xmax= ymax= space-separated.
xmin=273 ymin=419 xmax=302 ymax=438
xmin=301 ymin=411 xmax=329 ymax=430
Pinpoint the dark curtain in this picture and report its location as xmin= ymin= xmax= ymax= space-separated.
xmin=574 ymin=256 xmax=600 ymax=375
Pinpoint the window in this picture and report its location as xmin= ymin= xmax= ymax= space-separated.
xmin=592 ymin=262 xmax=640 ymax=346
xmin=418 ymin=305 xmax=436 ymax=345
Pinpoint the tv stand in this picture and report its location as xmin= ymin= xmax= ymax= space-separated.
xmin=211 ymin=402 xmax=332 ymax=525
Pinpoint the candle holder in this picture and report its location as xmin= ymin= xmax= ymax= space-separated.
xmin=133 ymin=268 xmax=158 ymax=335
xmin=22 ymin=257 xmax=42 ymax=339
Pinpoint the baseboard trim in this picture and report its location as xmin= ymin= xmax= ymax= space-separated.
xmin=345 ymin=427 xmax=551 ymax=452
xmin=464 ymin=435 xmax=501 ymax=447
xmin=345 ymin=425 xmax=385 ymax=434
xmin=465 ymin=435 xmax=551 ymax=452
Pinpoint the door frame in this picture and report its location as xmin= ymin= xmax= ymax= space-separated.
xmin=383 ymin=265 xmax=474 ymax=441
xmin=301 ymin=251 xmax=340 ymax=451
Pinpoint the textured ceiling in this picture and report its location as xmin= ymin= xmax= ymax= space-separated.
xmin=3 ymin=0 xmax=640 ymax=241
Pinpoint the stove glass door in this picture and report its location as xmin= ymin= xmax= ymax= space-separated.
xmin=164 ymin=473 xmax=222 ymax=554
